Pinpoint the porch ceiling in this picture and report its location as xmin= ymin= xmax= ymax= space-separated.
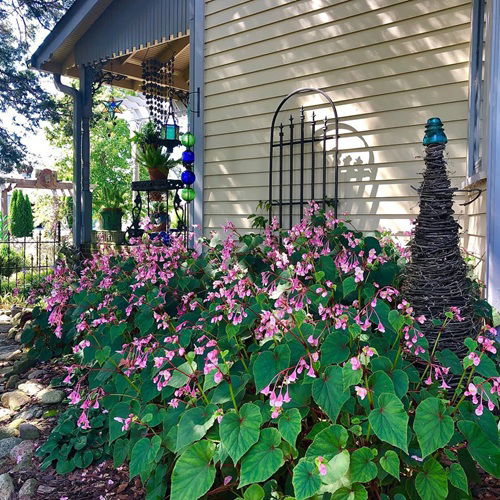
xmin=31 ymin=0 xmax=190 ymax=91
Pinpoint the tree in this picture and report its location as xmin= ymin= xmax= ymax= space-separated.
xmin=9 ymin=189 xmax=21 ymax=236
xmin=0 ymin=0 xmax=72 ymax=173
xmin=23 ymin=192 xmax=34 ymax=236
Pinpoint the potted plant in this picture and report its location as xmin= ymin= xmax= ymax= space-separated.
xmin=97 ymin=185 xmax=127 ymax=231
xmin=133 ymin=122 xmax=179 ymax=182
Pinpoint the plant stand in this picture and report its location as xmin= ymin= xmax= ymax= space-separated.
xmin=126 ymin=179 xmax=188 ymax=244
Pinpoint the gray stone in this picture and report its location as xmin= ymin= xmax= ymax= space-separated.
xmin=19 ymin=424 xmax=40 ymax=441
xmin=18 ymin=478 xmax=38 ymax=499
xmin=0 ymin=345 xmax=19 ymax=362
xmin=17 ymin=406 xmax=42 ymax=421
xmin=0 ymin=438 xmax=22 ymax=459
xmin=11 ymin=357 xmax=36 ymax=376
xmin=0 ymin=314 xmax=11 ymax=324
xmin=5 ymin=375 xmax=19 ymax=391
xmin=38 ymin=389 xmax=65 ymax=404
xmin=0 ymin=409 xmax=13 ymax=423
xmin=9 ymin=440 xmax=35 ymax=469
xmin=0 ymin=427 xmax=16 ymax=440
xmin=17 ymin=381 xmax=44 ymax=397
xmin=37 ymin=485 xmax=56 ymax=494
xmin=0 ymin=473 xmax=14 ymax=500
xmin=0 ymin=391 xmax=30 ymax=411
xmin=27 ymin=370 xmax=44 ymax=380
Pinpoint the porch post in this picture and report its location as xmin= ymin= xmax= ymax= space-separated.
xmin=485 ymin=0 xmax=500 ymax=311
xmin=79 ymin=65 xmax=95 ymax=248
xmin=189 ymin=0 xmax=205 ymax=241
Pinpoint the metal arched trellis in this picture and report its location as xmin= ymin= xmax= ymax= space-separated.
xmin=268 ymin=87 xmax=340 ymax=228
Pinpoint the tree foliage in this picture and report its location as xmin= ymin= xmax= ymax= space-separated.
xmin=45 ymin=87 xmax=133 ymax=215
xmin=9 ymin=189 xmax=33 ymax=237
xmin=0 ymin=0 xmax=72 ymax=173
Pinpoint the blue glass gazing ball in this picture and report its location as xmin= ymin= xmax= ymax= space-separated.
xmin=181 ymin=170 xmax=196 ymax=185
xmin=182 ymin=150 xmax=195 ymax=164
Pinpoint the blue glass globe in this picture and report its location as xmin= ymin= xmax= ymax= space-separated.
xmin=181 ymin=170 xmax=196 ymax=185
xmin=182 ymin=150 xmax=195 ymax=164
xmin=159 ymin=231 xmax=171 ymax=245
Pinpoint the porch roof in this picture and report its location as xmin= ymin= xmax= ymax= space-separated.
xmin=31 ymin=0 xmax=190 ymax=91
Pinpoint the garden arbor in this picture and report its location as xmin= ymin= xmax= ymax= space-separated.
xmin=31 ymin=0 xmax=204 ymax=248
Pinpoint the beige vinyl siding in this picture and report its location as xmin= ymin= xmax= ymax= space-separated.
xmin=203 ymin=0 xmax=480 ymax=244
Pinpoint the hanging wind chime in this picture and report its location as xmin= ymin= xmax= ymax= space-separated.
xmin=142 ymin=55 xmax=196 ymax=215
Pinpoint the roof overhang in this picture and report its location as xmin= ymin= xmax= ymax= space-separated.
xmin=31 ymin=0 xmax=190 ymax=92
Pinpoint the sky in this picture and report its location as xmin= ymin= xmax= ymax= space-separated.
xmin=2 ymin=25 xmax=64 ymax=177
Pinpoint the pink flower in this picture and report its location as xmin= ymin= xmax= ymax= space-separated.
xmin=77 ymin=411 xmax=90 ymax=430
xmin=316 ymin=456 xmax=327 ymax=476
xmin=223 ymin=476 xmax=232 ymax=486
xmin=350 ymin=357 xmax=361 ymax=371
xmin=362 ymin=346 xmax=375 ymax=357
xmin=214 ymin=370 xmax=223 ymax=384
xmin=307 ymin=335 xmax=319 ymax=347
xmin=355 ymin=386 xmax=368 ymax=400
xmin=68 ymin=390 xmax=81 ymax=405
xmin=376 ymin=322 xmax=385 ymax=333
xmin=468 ymin=352 xmax=481 ymax=366
xmin=416 ymin=315 xmax=426 ymax=324
xmin=475 ymin=403 xmax=484 ymax=416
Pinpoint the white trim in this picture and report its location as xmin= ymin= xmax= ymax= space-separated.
xmin=485 ymin=0 xmax=500 ymax=311
xmin=189 ymin=0 xmax=205 ymax=241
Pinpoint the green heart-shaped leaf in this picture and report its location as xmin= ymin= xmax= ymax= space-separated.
xmin=306 ymin=424 xmax=348 ymax=461
xmin=350 ymin=447 xmax=377 ymax=483
xmin=171 ymin=440 xmax=216 ymax=500
xmin=415 ymin=458 xmax=448 ymax=500
xmin=176 ymin=404 xmax=217 ymax=451
xmin=278 ymin=408 xmax=301 ymax=447
xmin=312 ymin=366 xmax=350 ymax=422
xmin=379 ymin=450 xmax=400 ymax=480
xmin=292 ymin=459 xmax=322 ymax=500
xmin=239 ymin=428 xmax=284 ymax=487
xmin=414 ymin=397 xmax=454 ymax=458
xmin=368 ymin=393 xmax=408 ymax=453
xmin=220 ymin=402 xmax=261 ymax=464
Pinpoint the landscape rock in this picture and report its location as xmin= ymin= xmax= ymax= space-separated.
xmin=0 ymin=473 xmax=14 ymax=500
xmin=0 ymin=438 xmax=22 ymax=459
xmin=0 ymin=427 xmax=16 ymax=440
xmin=0 ymin=345 xmax=19 ymax=362
xmin=0 ymin=314 xmax=11 ymax=324
xmin=38 ymin=388 xmax=65 ymax=404
xmin=0 ymin=408 xmax=13 ymax=423
xmin=5 ymin=375 xmax=19 ymax=390
xmin=27 ymin=369 xmax=44 ymax=380
xmin=18 ymin=478 xmax=38 ymax=499
xmin=11 ymin=357 xmax=36 ymax=375
xmin=19 ymin=423 xmax=40 ymax=440
xmin=37 ymin=485 xmax=56 ymax=494
xmin=14 ymin=331 xmax=22 ymax=343
xmin=17 ymin=381 xmax=44 ymax=397
xmin=9 ymin=440 xmax=36 ymax=469
xmin=1 ymin=391 xmax=30 ymax=411
xmin=17 ymin=406 xmax=42 ymax=421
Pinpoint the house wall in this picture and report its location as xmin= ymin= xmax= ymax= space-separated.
xmin=203 ymin=0 xmax=486 ymax=271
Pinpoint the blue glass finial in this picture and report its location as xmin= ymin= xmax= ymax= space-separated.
xmin=423 ymin=117 xmax=447 ymax=145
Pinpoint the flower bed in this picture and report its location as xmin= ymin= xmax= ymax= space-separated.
xmin=21 ymin=206 xmax=499 ymax=500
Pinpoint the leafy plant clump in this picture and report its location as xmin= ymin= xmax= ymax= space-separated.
xmin=23 ymin=205 xmax=499 ymax=500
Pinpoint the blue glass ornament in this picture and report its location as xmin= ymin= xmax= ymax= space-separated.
xmin=181 ymin=170 xmax=196 ymax=185
xmin=159 ymin=231 xmax=171 ymax=245
xmin=423 ymin=117 xmax=447 ymax=146
xmin=182 ymin=150 xmax=195 ymax=164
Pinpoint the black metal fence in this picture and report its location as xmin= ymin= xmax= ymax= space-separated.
xmin=268 ymin=88 xmax=340 ymax=228
xmin=0 ymin=224 xmax=63 ymax=295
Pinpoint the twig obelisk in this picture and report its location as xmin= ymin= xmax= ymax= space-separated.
xmin=403 ymin=118 xmax=476 ymax=356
